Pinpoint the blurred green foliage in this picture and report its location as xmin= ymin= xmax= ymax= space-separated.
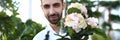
xmin=0 ymin=0 xmax=44 ymax=40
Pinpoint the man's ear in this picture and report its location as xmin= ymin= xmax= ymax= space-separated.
xmin=62 ymin=2 xmax=66 ymax=10
xmin=41 ymin=5 xmax=43 ymax=10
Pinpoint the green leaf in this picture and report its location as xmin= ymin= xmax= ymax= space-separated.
xmin=67 ymin=7 xmax=81 ymax=14
xmin=2 ymin=34 xmax=7 ymax=40
xmin=93 ymin=11 xmax=102 ymax=18
xmin=110 ymin=14 xmax=120 ymax=22
xmin=67 ymin=27 xmax=75 ymax=37
xmin=19 ymin=19 xmax=45 ymax=40
xmin=114 ymin=29 xmax=120 ymax=32
xmin=93 ymin=28 xmax=107 ymax=38
xmin=99 ymin=1 xmax=120 ymax=9
xmin=102 ymin=22 xmax=112 ymax=30
xmin=0 ymin=11 xmax=8 ymax=19
xmin=92 ymin=34 xmax=107 ymax=40
xmin=71 ymin=0 xmax=78 ymax=3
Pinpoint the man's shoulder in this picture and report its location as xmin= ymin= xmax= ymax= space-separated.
xmin=33 ymin=29 xmax=48 ymax=40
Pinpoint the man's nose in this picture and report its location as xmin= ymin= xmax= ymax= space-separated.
xmin=50 ymin=7 xmax=55 ymax=14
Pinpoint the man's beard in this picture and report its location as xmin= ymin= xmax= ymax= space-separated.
xmin=47 ymin=13 xmax=62 ymax=24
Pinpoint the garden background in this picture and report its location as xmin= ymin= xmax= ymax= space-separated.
xmin=0 ymin=0 xmax=120 ymax=40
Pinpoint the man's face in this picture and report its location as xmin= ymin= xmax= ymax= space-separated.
xmin=41 ymin=0 xmax=64 ymax=24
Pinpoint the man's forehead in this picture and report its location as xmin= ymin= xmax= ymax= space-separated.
xmin=41 ymin=0 xmax=62 ymax=5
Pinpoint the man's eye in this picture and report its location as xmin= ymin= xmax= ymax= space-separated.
xmin=44 ymin=5 xmax=50 ymax=9
xmin=53 ymin=3 xmax=60 ymax=8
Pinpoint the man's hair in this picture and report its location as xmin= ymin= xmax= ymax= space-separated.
xmin=61 ymin=0 xmax=63 ymax=3
xmin=41 ymin=0 xmax=63 ymax=3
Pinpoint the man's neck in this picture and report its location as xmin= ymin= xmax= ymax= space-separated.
xmin=50 ymin=24 xmax=60 ymax=33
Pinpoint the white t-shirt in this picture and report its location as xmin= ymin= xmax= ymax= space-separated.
xmin=33 ymin=24 xmax=62 ymax=40
xmin=33 ymin=24 xmax=92 ymax=40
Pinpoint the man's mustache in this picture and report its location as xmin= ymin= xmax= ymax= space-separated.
xmin=49 ymin=14 xmax=59 ymax=17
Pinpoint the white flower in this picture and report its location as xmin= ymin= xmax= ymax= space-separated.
xmin=87 ymin=17 xmax=98 ymax=28
xmin=68 ymin=2 xmax=88 ymax=18
xmin=65 ymin=13 xmax=87 ymax=33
